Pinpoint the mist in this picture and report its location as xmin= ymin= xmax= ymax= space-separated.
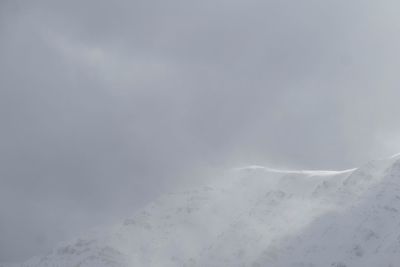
xmin=1 ymin=0 xmax=400 ymax=262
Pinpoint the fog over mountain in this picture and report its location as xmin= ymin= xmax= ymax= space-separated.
xmin=4 ymin=154 xmax=400 ymax=267
xmin=2 ymin=0 xmax=400 ymax=263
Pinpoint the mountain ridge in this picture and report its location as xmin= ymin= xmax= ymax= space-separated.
xmin=6 ymin=154 xmax=400 ymax=267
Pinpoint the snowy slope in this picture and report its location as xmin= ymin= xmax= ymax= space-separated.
xmin=12 ymin=155 xmax=400 ymax=267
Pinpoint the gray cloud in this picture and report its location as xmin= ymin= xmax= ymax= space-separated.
xmin=1 ymin=0 xmax=400 ymax=262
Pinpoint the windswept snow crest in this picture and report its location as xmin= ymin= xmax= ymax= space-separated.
xmin=11 ymin=154 xmax=400 ymax=267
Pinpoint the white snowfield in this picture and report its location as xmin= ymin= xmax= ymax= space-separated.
xmin=8 ymin=154 xmax=400 ymax=267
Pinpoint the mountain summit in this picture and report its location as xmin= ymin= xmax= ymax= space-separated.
xmin=10 ymin=155 xmax=400 ymax=267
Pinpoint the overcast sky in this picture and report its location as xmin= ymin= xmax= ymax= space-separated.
xmin=2 ymin=0 xmax=400 ymax=262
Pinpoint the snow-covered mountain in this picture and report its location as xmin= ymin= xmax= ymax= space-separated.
xmin=8 ymin=154 xmax=400 ymax=267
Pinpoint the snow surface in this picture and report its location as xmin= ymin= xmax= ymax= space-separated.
xmin=6 ymin=154 xmax=400 ymax=267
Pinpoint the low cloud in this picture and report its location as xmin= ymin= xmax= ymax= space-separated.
xmin=1 ymin=0 xmax=400 ymax=262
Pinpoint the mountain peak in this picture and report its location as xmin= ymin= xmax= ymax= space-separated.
xmin=13 ymin=155 xmax=400 ymax=267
